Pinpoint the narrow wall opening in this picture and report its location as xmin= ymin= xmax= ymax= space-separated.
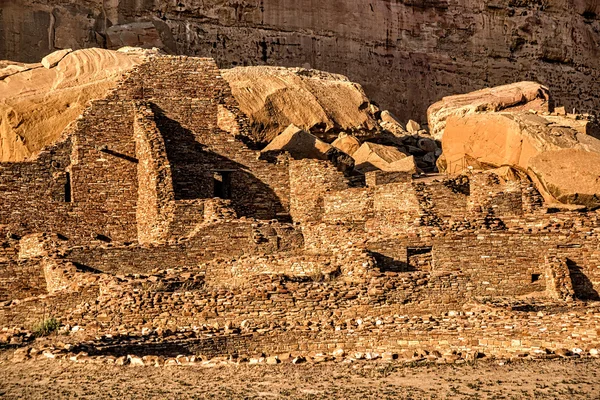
xmin=213 ymin=170 xmax=233 ymax=199
xmin=65 ymin=172 xmax=72 ymax=202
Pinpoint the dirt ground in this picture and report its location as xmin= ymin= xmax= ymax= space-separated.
xmin=1 ymin=352 xmax=599 ymax=399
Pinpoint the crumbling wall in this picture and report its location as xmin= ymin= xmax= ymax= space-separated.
xmin=121 ymin=57 xmax=291 ymax=221
xmin=63 ymin=221 xmax=303 ymax=275
xmin=0 ymin=259 xmax=47 ymax=301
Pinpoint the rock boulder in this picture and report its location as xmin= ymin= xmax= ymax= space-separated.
xmin=441 ymin=109 xmax=600 ymax=207
xmin=222 ymin=66 xmax=378 ymax=144
xmin=427 ymin=82 xmax=552 ymax=140
xmin=332 ymin=133 xmax=361 ymax=156
xmin=528 ymin=149 xmax=600 ymax=208
xmin=261 ymin=124 xmax=332 ymax=160
xmin=353 ymin=142 xmax=415 ymax=173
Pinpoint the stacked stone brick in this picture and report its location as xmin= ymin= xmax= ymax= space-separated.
xmin=0 ymin=54 xmax=599 ymax=361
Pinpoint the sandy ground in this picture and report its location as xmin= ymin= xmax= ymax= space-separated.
xmin=1 ymin=352 xmax=599 ymax=399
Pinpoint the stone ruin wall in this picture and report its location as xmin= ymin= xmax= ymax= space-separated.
xmin=0 ymin=55 xmax=599 ymax=360
xmin=0 ymin=56 xmax=294 ymax=245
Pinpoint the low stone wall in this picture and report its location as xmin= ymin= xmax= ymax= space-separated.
xmin=63 ymin=220 xmax=304 ymax=275
xmin=208 ymin=248 xmax=376 ymax=284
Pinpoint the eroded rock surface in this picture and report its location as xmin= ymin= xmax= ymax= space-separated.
xmin=0 ymin=48 xmax=145 ymax=162
xmin=222 ymin=66 xmax=377 ymax=144
xmin=1 ymin=0 xmax=598 ymax=122
xmin=529 ymin=149 xmax=600 ymax=208
xmin=428 ymin=82 xmax=552 ymax=140
xmin=441 ymin=108 xmax=600 ymax=207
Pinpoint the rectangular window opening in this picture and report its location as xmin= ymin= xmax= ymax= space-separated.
xmin=213 ymin=170 xmax=233 ymax=199
xmin=531 ymin=273 xmax=541 ymax=283
xmin=65 ymin=172 xmax=72 ymax=202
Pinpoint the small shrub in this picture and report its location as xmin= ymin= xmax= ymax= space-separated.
xmin=33 ymin=317 xmax=60 ymax=337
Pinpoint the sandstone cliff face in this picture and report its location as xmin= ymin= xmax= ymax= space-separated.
xmin=1 ymin=0 xmax=598 ymax=123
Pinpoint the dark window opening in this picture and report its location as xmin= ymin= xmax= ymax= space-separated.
xmin=531 ymin=273 xmax=541 ymax=283
xmin=65 ymin=172 xmax=72 ymax=202
xmin=92 ymin=233 xmax=112 ymax=243
xmin=213 ymin=170 xmax=233 ymax=199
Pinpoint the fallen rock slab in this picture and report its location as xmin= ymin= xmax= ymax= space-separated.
xmin=261 ymin=124 xmax=332 ymax=160
xmin=331 ymin=133 xmax=361 ymax=156
xmin=428 ymin=81 xmax=551 ymax=140
xmin=528 ymin=149 xmax=600 ymax=208
xmin=353 ymin=142 xmax=415 ymax=173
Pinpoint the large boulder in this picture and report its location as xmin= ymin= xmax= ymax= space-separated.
xmin=353 ymin=142 xmax=415 ymax=173
xmin=261 ymin=124 xmax=332 ymax=160
xmin=221 ymin=66 xmax=378 ymax=144
xmin=331 ymin=133 xmax=361 ymax=156
xmin=0 ymin=48 xmax=145 ymax=162
xmin=442 ymin=110 xmax=600 ymax=207
xmin=427 ymin=81 xmax=552 ymax=140
xmin=529 ymin=149 xmax=600 ymax=208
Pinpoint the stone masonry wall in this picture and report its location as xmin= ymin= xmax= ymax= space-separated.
xmin=69 ymin=98 xmax=139 ymax=243
xmin=0 ymin=55 xmax=297 ymax=247
xmin=118 ymin=57 xmax=292 ymax=222
xmin=63 ymin=220 xmax=304 ymax=275
xmin=134 ymin=103 xmax=176 ymax=244
xmin=289 ymin=159 xmax=350 ymax=223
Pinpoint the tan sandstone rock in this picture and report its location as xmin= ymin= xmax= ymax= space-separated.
xmin=221 ymin=66 xmax=378 ymax=144
xmin=41 ymin=49 xmax=73 ymax=69
xmin=428 ymin=82 xmax=552 ymax=140
xmin=528 ymin=149 xmax=600 ymax=209
xmin=406 ymin=120 xmax=421 ymax=134
xmin=353 ymin=142 xmax=415 ymax=173
xmin=441 ymin=109 xmax=600 ymax=207
xmin=261 ymin=124 xmax=332 ymax=160
xmin=3 ymin=0 xmax=599 ymax=124
xmin=0 ymin=48 xmax=145 ymax=161
xmin=331 ymin=133 xmax=361 ymax=156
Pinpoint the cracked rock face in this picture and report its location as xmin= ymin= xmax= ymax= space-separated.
xmin=441 ymin=108 xmax=600 ymax=207
xmin=1 ymin=0 xmax=598 ymax=122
